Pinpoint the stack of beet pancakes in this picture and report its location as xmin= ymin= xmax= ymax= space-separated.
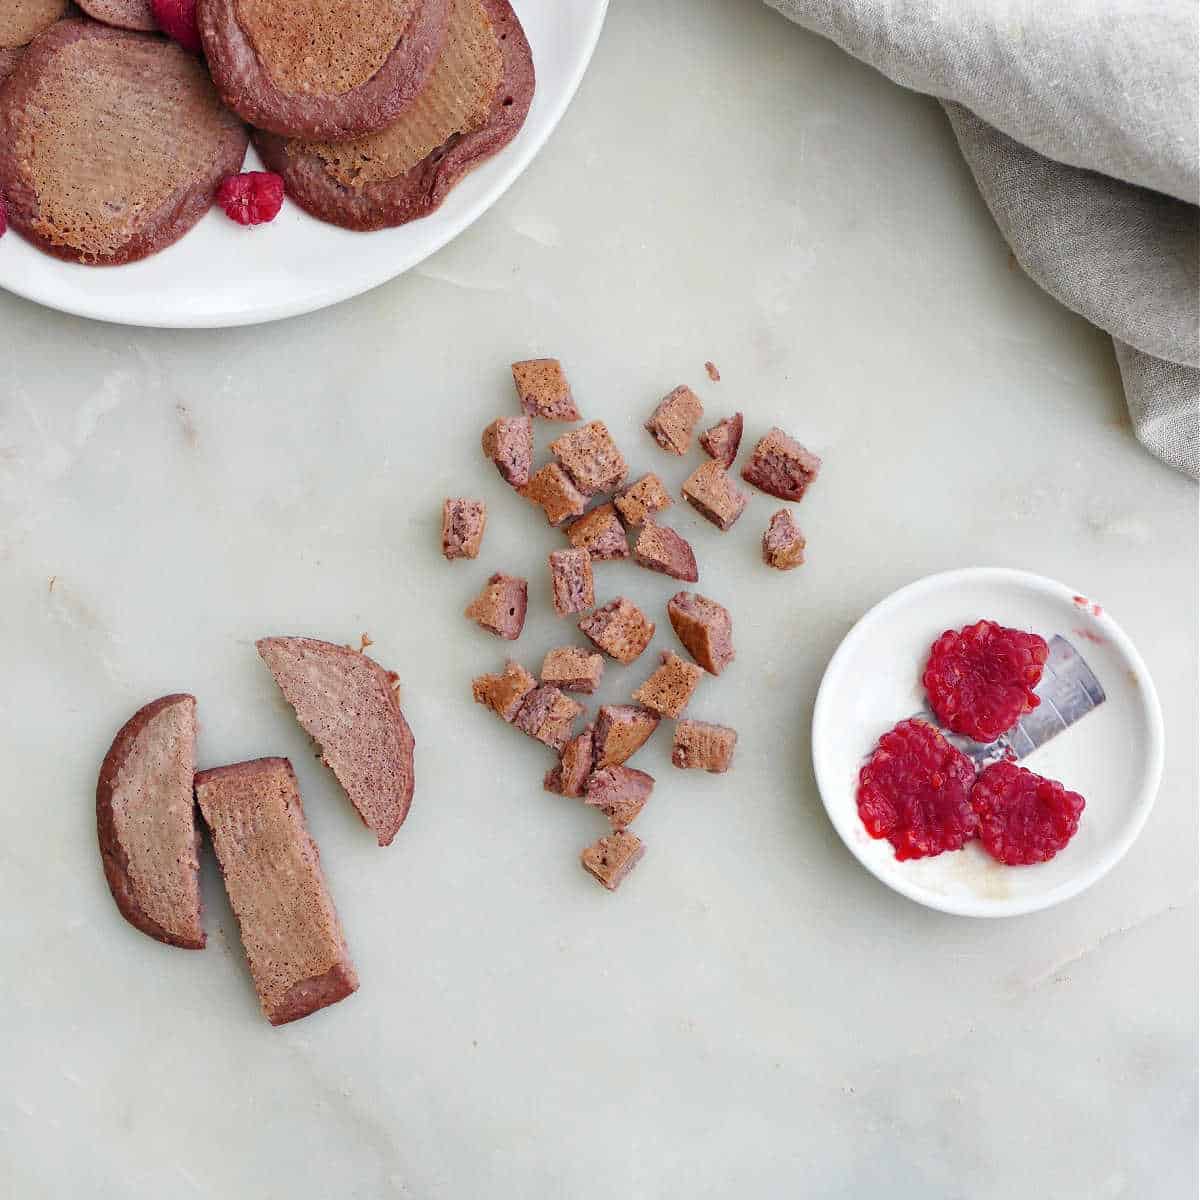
xmin=0 ymin=0 xmax=534 ymax=264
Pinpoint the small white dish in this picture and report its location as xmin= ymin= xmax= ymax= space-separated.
xmin=0 ymin=0 xmax=608 ymax=328
xmin=811 ymin=567 xmax=1164 ymax=918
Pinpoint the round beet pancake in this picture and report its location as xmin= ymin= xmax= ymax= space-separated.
xmin=75 ymin=0 xmax=157 ymax=33
xmin=254 ymin=0 xmax=532 ymax=231
xmin=0 ymin=0 xmax=69 ymax=48
xmin=0 ymin=21 xmax=248 ymax=265
xmin=198 ymin=0 xmax=450 ymax=140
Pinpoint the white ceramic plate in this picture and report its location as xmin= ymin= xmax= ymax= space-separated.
xmin=812 ymin=567 xmax=1164 ymax=918
xmin=0 ymin=0 xmax=607 ymax=328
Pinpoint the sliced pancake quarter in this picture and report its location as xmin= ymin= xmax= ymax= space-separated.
xmin=0 ymin=0 xmax=69 ymax=50
xmin=74 ymin=0 xmax=158 ymax=33
xmin=253 ymin=0 xmax=533 ymax=231
xmin=195 ymin=758 xmax=358 ymax=1026
xmin=198 ymin=0 xmax=450 ymax=140
xmin=257 ymin=637 xmax=416 ymax=847
xmin=0 ymin=21 xmax=248 ymax=266
xmin=96 ymin=693 xmax=205 ymax=950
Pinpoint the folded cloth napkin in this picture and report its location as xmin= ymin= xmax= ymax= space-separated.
xmin=766 ymin=0 xmax=1199 ymax=478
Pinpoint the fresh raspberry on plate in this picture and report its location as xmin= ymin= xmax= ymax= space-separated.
xmin=922 ymin=620 xmax=1049 ymax=742
xmin=151 ymin=0 xmax=202 ymax=53
xmin=217 ymin=172 xmax=285 ymax=226
xmin=971 ymin=761 xmax=1085 ymax=865
xmin=857 ymin=718 xmax=978 ymax=861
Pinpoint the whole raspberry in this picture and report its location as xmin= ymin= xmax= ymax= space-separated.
xmin=151 ymin=0 xmax=202 ymax=53
xmin=971 ymin=761 xmax=1086 ymax=865
xmin=217 ymin=172 xmax=285 ymax=227
xmin=922 ymin=620 xmax=1048 ymax=743
xmin=857 ymin=719 xmax=978 ymax=861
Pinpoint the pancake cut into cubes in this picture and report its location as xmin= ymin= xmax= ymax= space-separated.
xmin=671 ymin=720 xmax=737 ymax=774
xmin=0 ymin=20 xmax=248 ymax=265
xmin=465 ymin=571 xmax=528 ymax=639
xmin=96 ymin=693 xmax=205 ymax=950
xmin=581 ymin=830 xmax=644 ymax=892
xmin=257 ymin=636 xmax=417 ymax=847
xmin=198 ymin=0 xmax=449 ymax=140
xmin=565 ymin=503 xmax=629 ymax=560
xmin=540 ymin=645 xmax=604 ymax=694
xmin=762 ymin=508 xmax=805 ymax=570
xmin=699 ymin=412 xmax=743 ymax=470
xmin=593 ymin=704 xmax=659 ymax=768
xmin=584 ymin=766 xmax=653 ymax=830
xmin=544 ymin=724 xmax=595 ymax=798
xmin=253 ymin=0 xmax=533 ymax=231
xmin=472 ymin=659 xmax=537 ymax=722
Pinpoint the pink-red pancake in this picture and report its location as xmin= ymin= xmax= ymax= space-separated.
xmin=74 ymin=0 xmax=157 ymax=33
xmin=0 ymin=20 xmax=248 ymax=265
xmin=198 ymin=0 xmax=450 ymax=140
xmin=253 ymin=0 xmax=532 ymax=231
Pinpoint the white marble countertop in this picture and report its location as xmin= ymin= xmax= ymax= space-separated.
xmin=1 ymin=3 xmax=1196 ymax=1197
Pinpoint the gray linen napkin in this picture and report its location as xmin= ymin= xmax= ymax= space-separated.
xmin=766 ymin=0 xmax=1199 ymax=478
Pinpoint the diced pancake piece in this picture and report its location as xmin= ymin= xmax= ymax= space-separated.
xmin=256 ymin=636 xmax=416 ymax=846
xmin=632 ymin=651 xmax=703 ymax=719
xmin=465 ymin=572 xmax=528 ymax=639
xmin=472 ymin=659 xmax=537 ymax=721
xmin=0 ymin=22 xmax=249 ymax=265
xmin=584 ymin=766 xmax=653 ymax=830
xmin=581 ymin=831 xmax=644 ymax=891
xmin=633 ymin=522 xmax=698 ymax=583
xmin=544 ymin=724 xmax=595 ymax=798
xmin=199 ymin=0 xmax=449 ymax=140
xmin=645 ymin=386 xmax=703 ymax=455
xmin=1 ymin=0 xmax=69 ymax=48
xmin=442 ymin=498 xmax=487 ymax=560
xmin=593 ymin=704 xmax=659 ymax=768
xmin=512 ymin=357 xmax=579 ymax=421
xmin=521 ymin=463 xmax=587 ymax=527
xmin=253 ymin=0 xmax=532 ymax=229
xmin=550 ymin=421 xmax=628 ymax=496
xmin=96 ymin=693 xmax=204 ymax=950
xmin=614 ymin=473 xmax=672 ymax=527
xmin=682 ymin=460 xmax=748 ymax=531
xmin=481 ymin=414 xmax=533 ymax=487
xmin=762 ymin=508 xmax=806 ymax=569
xmin=699 ymin=413 xmax=743 ymax=470
xmin=741 ymin=427 xmax=822 ymax=501
xmin=540 ymin=645 xmax=604 ymax=694
xmin=549 ymin=548 xmax=594 ymax=616
xmin=565 ymin=503 xmax=629 ymax=560
xmin=195 ymin=758 xmax=358 ymax=1025
xmin=579 ymin=598 xmax=655 ymax=665
xmin=672 ymin=721 xmax=737 ymax=774
xmin=513 ymin=685 xmax=583 ymax=752
xmin=667 ymin=591 xmax=735 ymax=676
